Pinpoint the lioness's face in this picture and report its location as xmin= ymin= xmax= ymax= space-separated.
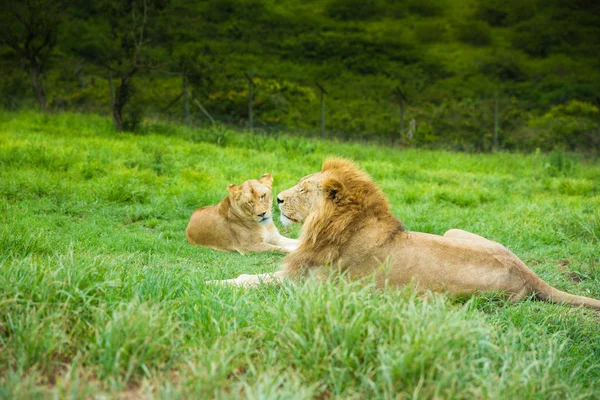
xmin=277 ymin=173 xmax=324 ymax=226
xmin=228 ymin=174 xmax=274 ymax=223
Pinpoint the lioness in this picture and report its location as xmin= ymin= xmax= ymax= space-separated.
xmin=186 ymin=173 xmax=298 ymax=254
xmin=216 ymin=159 xmax=600 ymax=310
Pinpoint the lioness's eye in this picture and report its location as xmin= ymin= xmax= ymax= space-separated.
xmin=260 ymin=194 xmax=266 ymax=200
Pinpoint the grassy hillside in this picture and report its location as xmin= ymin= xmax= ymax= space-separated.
xmin=1 ymin=112 xmax=600 ymax=398
xmin=2 ymin=0 xmax=600 ymax=150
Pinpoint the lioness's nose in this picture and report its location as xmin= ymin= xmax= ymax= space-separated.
xmin=277 ymin=197 xmax=284 ymax=204
xmin=258 ymin=212 xmax=266 ymax=217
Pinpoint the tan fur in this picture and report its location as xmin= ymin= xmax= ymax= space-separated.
xmin=186 ymin=174 xmax=298 ymax=254
xmin=223 ymin=159 xmax=600 ymax=310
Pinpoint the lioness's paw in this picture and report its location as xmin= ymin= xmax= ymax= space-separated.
xmin=280 ymin=243 xmax=299 ymax=253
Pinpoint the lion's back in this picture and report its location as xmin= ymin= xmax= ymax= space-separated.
xmin=185 ymin=202 xmax=267 ymax=252
xmin=185 ymin=205 xmax=230 ymax=248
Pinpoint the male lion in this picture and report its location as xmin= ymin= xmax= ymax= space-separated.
xmin=216 ymin=159 xmax=600 ymax=310
xmin=186 ymin=174 xmax=298 ymax=254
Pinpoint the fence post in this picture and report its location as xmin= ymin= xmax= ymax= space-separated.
xmin=395 ymin=86 xmax=409 ymax=140
xmin=493 ymin=96 xmax=499 ymax=151
xmin=183 ymin=74 xmax=190 ymax=127
xmin=595 ymin=97 xmax=600 ymax=155
xmin=244 ymin=72 xmax=254 ymax=131
xmin=316 ymin=82 xmax=327 ymax=139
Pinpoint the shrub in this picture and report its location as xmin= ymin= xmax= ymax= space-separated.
xmin=528 ymin=100 xmax=598 ymax=151
xmin=544 ymin=150 xmax=577 ymax=177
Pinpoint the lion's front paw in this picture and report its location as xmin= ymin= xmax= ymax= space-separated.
xmin=205 ymin=275 xmax=258 ymax=287
xmin=205 ymin=278 xmax=241 ymax=286
xmin=282 ymin=243 xmax=299 ymax=253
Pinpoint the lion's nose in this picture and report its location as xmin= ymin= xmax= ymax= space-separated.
xmin=258 ymin=212 xmax=266 ymax=218
xmin=277 ymin=197 xmax=284 ymax=204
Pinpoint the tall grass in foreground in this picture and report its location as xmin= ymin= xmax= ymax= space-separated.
xmin=0 ymin=111 xmax=599 ymax=398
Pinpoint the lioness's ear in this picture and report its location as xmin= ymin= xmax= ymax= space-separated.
xmin=227 ymin=184 xmax=237 ymax=193
xmin=322 ymin=178 xmax=346 ymax=202
xmin=259 ymin=173 xmax=273 ymax=188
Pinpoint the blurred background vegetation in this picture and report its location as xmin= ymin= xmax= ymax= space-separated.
xmin=1 ymin=0 xmax=599 ymax=153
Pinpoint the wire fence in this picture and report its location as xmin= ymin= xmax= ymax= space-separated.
xmin=155 ymin=73 xmax=600 ymax=153
xmin=2 ymin=68 xmax=600 ymax=153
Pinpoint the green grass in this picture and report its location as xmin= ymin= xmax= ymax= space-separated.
xmin=1 ymin=110 xmax=599 ymax=399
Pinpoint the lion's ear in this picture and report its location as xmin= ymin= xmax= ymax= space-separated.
xmin=227 ymin=184 xmax=238 ymax=193
xmin=323 ymin=178 xmax=346 ymax=202
xmin=259 ymin=173 xmax=273 ymax=188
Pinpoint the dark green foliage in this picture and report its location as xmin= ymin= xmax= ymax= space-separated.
xmin=1 ymin=0 xmax=600 ymax=152
xmin=205 ymin=0 xmax=267 ymax=23
xmin=511 ymin=100 xmax=600 ymax=151
xmin=480 ymin=53 xmax=527 ymax=82
xmin=414 ymin=21 xmax=448 ymax=44
xmin=454 ymin=20 xmax=492 ymax=47
xmin=406 ymin=0 xmax=444 ymax=17
xmin=326 ymin=0 xmax=386 ymax=21
xmin=512 ymin=18 xmax=562 ymax=58
xmin=0 ymin=0 xmax=66 ymax=110
xmin=475 ymin=0 xmax=536 ymax=27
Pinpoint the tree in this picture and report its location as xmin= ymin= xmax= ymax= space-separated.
xmin=1 ymin=0 xmax=63 ymax=110
xmin=69 ymin=0 xmax=169 ymax=131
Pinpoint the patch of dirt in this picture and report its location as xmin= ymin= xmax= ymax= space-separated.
xmin=120 ymin=382 xmax=144 ymax=400
xmin=565 ymin=272 xmax=584 ymax=283
xmin=226 ymin=365 xmax=247 ymax=379
xmin=556 ymin=259 xmax=587 ymax=283
xmin=557 ymin=259 xmax=570 ymax=270
xmin=316 ymin=389 xmax=332 ymax=400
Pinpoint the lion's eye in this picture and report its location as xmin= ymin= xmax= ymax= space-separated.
xmin=260 ymin=194 xmax=266 ymax=200
xmin=298 ymin=188 xmax=305 ymax=193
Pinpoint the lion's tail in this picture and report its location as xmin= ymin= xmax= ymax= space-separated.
xmin=531 ymin=277 xmax=600 ymax=310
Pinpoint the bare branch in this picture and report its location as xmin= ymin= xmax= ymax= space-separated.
xmin=32 ymin=29 xmax=55 ymax=59
xmin=128 ymin=0 xmax=149 ymax=69
xmin=131 ymin=2 xmax=137 ymax=26
xmin=129 ymin=3 xmax=138 ymax=56
xmin=140 ymin=0 xmax=148 ymax=45
xmin=0 ymin=31 xmax=25 ymax=55
xmin=144 ymin=61 xmax=169 ymax=70
xmin=12 ymin=9 xmax=31 ymax=32
xmin=136 ymin=0 xmax=149 ymax=67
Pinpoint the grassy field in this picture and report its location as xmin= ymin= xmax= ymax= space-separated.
xmin=1 ymin=111 xmax=599 ymax=399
